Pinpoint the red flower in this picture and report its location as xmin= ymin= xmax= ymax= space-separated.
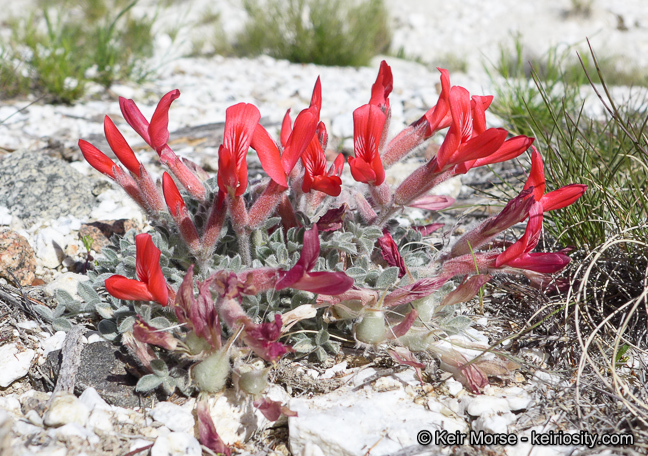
xmin=276 ymin=225 xmax=354 ymax=295
xmin=105 ymin=233 xmax=169 ymax=306
xmin=369 ymin=60 xmax=393 ymax=112
xmin=217 ymin=103 xmax=261 ymax=196
xmin=495 ymin=202 xmax=570 ymax=273
xmin=301 ymin=122 xmax=345 ymax=196
xmin=103 ymin=115 xmax=142 ymax=177
xmin=377 ymin=230 xmax=406 ymax=277
xmin=523 ymin=147 xmax=587 ymax=212
xmin=348 ymin=104 xmax=387 ymax=185
xmin=132 ymin=316 xmax=178 ymax=351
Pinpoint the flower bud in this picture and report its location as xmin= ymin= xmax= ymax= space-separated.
xmin=192 ymin=348 xmax=230 ymax=393
xmin=185 ymin=331 xmax=212 ymax=355
xmin=355 ymin=310 xmax=387 ymax=345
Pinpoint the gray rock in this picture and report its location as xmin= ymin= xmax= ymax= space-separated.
xmin=45 ymin=341 xmax=144 ymax=409
xmin=0 ymin=150 xmax=98 ymax=228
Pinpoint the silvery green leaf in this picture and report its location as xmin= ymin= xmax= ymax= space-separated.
xmin=276 ymin=245 xmax=289 ymax=265
xmin=102 ymin=248 xmax=118 ymax=262
xmin=52 ymin=318 xmax=73 ymax=332
xmin=53 ymin=302 xmax=67 ymax=318
xmin=315 ymin=329 xmax=329 ymax=345
xmin=229 ymin=255 xmax=242 ymax=271
xmin=252 ymin=259 xmax=264 ymax=269
xmin=324 ymin=340 xmax=341 ymax=354
xmin=265 ymin=254 xmax=278 ymax=268
xmin=287 ymin=241 xmax=300 ymax=252
xmin=359 ymin=238 xmax=375 ymax=254
xmin=87 ymin=271 xmax=98 ymax=281
xmin=136 ymin=374 xmax=163 ymax=393
xmin=119 ymin=238 xmax=131 ymax=251
xmin=269 ymin=229 xmax=283 ymax=244
xmin=256 ymin=246 xmax=273 ymax=259
xmin=441 ymin=315 xmax=472 ymax=334
xmin=123 ymin=256 xmax=136 ymax=269
xmin=376 ymin=267 xmax=399 ymax=289
xmin=346 ymin=221 xmax=358 ymax=233
xmin=315 ymin=346 xmax=327 ymax=362
xmin=94 ymin=273 xmax=114 ymax=285
xmin=139 ymin=305 xmax=152 ymax=322
xmin=149 ymin=317 xmax=172 ymax=329
xmin=316 ymin=257 xmax=326 ymax=270
xmin=291 ymin=291 xmax=314 ymax=307
xmin=77 ymin=282 xmax=100 ymax=304
xmin=263 ymin=217 xmax=282 ymax=230
xmin=358 ymin=256 xmax=370 ymax=270
xmin=293 ymin=338 xmax=314 ymax=353
xmin=364 ymin=270 xmax=380 ymax=287
xmin=95 ymin=303 xmax=114 ymax=319
xmin=363 ymin=227 xmax=383 ymax=239
xmin=124 ymin=245 xmax=137 ymax=257
xmin=159 ymin=255 xmax=169 ymax=268
xmin=286 ymin=227 xmax=299 ymax=243
xmin=346 ymin=267 xmax=367 ymax=279
xmin=161 ymin=377 xmax=176 ymax=395
xmin=33 ymin=305 xmax=54 ymax=321
xmin=150 ymin=359 xmax=168 ymax=377
xmin=98 ymin=319 xmax=118 ymax=338
xmin=55 ymin=289 xmax=77 ymax=307
xmin=118 ymin=316 xmax=136 ymax=334
xmin=326 ymin=250 xmax=339 ymax=269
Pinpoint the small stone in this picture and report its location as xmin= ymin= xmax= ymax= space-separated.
xmin=40 ymin=331 xmax=67 ymax=358
xmin=34 ymin=227 xmax=67 ymax=268
xmin=79 ymin=387 xmax=112 ymax=412
xmin=0 ymin=150 xmax=97 ymax=228
xmin=87 ymin=408 xmax=114 ymax=432
xmin=43 ymin=394 xmax=91 ymax=427
xmin=44 ymin=272 xmax=89 ymax=300
xmin=78 ymin=219 xmax=135 ymax=253
xmin=0 ymin=344 xmax=35 ymax=387
xmin=54 ymin=422 xmax=100 ymax=445
xmin=445 ymin=378 xmax=464 ymax=396
xmin=0 ymin=230 xmax=37 ymax=286
xmin=465 ymin=395 xmax=511 ymax=417
xmin=151 ymin=430 xmax=202 ymax=456
xmin=150 ymin=402 xmax=195 ymax=433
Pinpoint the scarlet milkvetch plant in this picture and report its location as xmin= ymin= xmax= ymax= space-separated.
xmin=77 ymin=60 xmax=586 ymax=450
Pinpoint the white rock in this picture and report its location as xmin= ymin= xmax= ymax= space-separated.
xmin=445 ymin=378 xmax=464 ymax=396
xmin=52 ymin=422 xmax=100 ymax=445
xmin=0 ymin=396 xmax=21 ymax=414
xmin=151 ymin=430 xmax=202 ymax=456
xmin=0 ymin=206 xmax=12 ymax=226
xmin=79 ymin=387 xmax=111 ymax=412
xmin=44 ymin=272 xmax=89 ymax=299
xmin=465 ymin=395 xmax=511 ymax=417
xmin=87 ymin=408 xmax=114 ymax=433
xmin=207 ymin=389 xmax=270 ymax=444
xmin=473 ymin=410 xmax=516 ymax=433
xmin=33 ymin=226 xmax=68 ymax=268
xmin=13 ymin=420 xmax=42 ymax=438
xmin=0 ymin=344 xmax=35 ymax=387
xmin=43 ymin=394 xmax=91 ymax=427
xmin=289 ymin=388 xmax=467 ymax=456
xmin=16 ymin=320 xmax=39 ymax=330
xmin=320 ymin=361 xmax=347 ymax=380
xmin=130 ymin=439 xmax=155 ymax=453
xmin=25 ymin=409 xmax=43 ymax=427
xmin=150 ymin=402 xmax=195 ymax=433
xmin=40 ymin=331 xmax=67 ymax=358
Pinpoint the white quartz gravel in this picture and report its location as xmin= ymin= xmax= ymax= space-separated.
xmin=1 ymin=1 xmax=646 ymax=455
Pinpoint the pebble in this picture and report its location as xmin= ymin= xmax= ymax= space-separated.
xmin=43 ymin=394 xmax=91 ymax=427
xmin=289 ymin=387 xmax=467 ymax=456
xmin=0 ymin=344 xmax=35 ymax=388
xmin=151 ymin=429 xmax=202 ymax=456
xmin=44 ymin=272 xmax=90 ymax=299
xmin=0 ymin=229 xmax=37 ymax=285
xmin=150 ymin=401 xmax=195 ymax=434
